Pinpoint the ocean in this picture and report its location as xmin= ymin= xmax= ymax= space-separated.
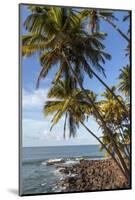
xmin=21 ymin=145 xmax=105 ymax=195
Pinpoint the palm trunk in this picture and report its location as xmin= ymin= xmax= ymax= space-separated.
xmin=63 ymin=112 xmax=68 ymax=139
xmin=76 ymin=73 xmax=129 ymax=178
xmin=110 ymin=123 xmax=129 ymax=161
xmin=62 ymin=51 xmax=130 ymax=180
xmin=91 ymin=69 xmax=128 ymax=114
xmin=81 ymin=121 xmax=128 ymax=180
xmin=99 ymin=14 xmax=130 ymax=43
xmin=120 ymin=127 xmax=130 ymax=156
xmin=83 ymin=59 xmax=129 ymax=115
xmin=118 ymin=128 xmax=130 ymax=161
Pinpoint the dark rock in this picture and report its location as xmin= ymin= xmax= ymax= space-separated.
xmin=56 ymin=158 xmax=129 ymax=192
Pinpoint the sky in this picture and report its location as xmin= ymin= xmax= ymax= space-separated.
xmin=20 ymin=5 xmax=129 ymax=147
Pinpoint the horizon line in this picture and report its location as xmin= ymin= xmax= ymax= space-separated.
xmin=22 ymin=144 xmax=99 ymax=148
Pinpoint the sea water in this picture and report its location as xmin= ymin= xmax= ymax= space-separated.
xmin=21 ymin=145 xmax=104 ymax=195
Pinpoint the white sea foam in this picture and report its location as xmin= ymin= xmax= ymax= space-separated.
xmin=41 ymin=157 xmax=81 ymax=167
xmin=41 ymin=161 xmax=47 ymax=165
xmin=41 ymin=182 xmax=46 ymax=186
xmin=65 ymin=160 xmax=79 ymax=165
xmin=53 ymin=168 xmax=65 ymax=177
xmin=41 ymin=158 xmax=64 ymax=166
xmin=48 ymin=158 xmax=63 ymax=162
xmin=47 ymin=158 xmax=65 ymax=165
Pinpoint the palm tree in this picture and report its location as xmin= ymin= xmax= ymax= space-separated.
xmin=101 ymin=86 xmax=127 ymax=125
xmin=79 ymin=9 xmax=130 ymax=42
xmin=100 ymin=132 xmax=119 ymax=157
xmin=22 ymin=6 xmax=82 ymax=57
xmin=44 ymin=79 xmax=128 ymax=178
xmin=22 ymin=6 xmax=128 ymax=115
xmin=118 ymin=65 xmax=130 ymax=97
xmin=99 ymin=86 xmax=130 ymax=159
xmin=62 ymin=51 xmax=130 ymax=180
xmin=44 ymin=79 xmax=93 ymax=138
xmin=22 ymin=6 xmax=130 ymax=181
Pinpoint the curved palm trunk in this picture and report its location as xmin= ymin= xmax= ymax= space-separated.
xmin=109 ymin=123 xmax=130 ymax=161
xmin=76 ymin=75 xmax=130 ymax=178
xmin=111 ymin=124 xmax=130 ymax=160
xmin=80 ymin=121 xmax=128 ymax=180
xmin=83 ymin=60 xmax=129 ymax=115
xmin=63 ymin=112 xmax=68 ymax=138
xmin=99 ymin=14 xmax=130 ymax=43
xmin=119 ymin=127 xmax=130 ymax=156
xmin=91 ymin=69 xmax=128 ymax=114
xmin=62 ymin=51 xmax=130 ymax=181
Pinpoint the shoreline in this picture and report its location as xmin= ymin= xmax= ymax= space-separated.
xmin=54 ymin=158 xmax=129 ymax=192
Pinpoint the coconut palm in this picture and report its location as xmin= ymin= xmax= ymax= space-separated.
xmin=123 ymin=124 xmax=130 ymax=145
xmin=44 ymin=79 xmax=128 ymax=178
xmin=22 ymin=6 xmax=130 ymax=181
xmin=100 ymin=132 xmax=119 ymax=157
xmin=22 ymin=6 xmax=82 ymax=57
xmin=100 ymin=129 xmax=130 ymax=162
xmin=100 ymin=86 xmax=127 ymax=125
xmin=79 ymin=9 xmax=129 ymax=42
xmin=62 ymin=51 xmax=130 ymax=181
xmin=118 ymin=65 xmax=130 ymax=97
xmin=44 ymin=79 xmax=94 ymax=138
xmin=99 ymin=86 xmax=130 ymax=159
xmin=22 ymin=7 xmax=108 ymax=85
xmin=22 ymin=7 xmax=110 ymax=80
xmin=22 ymin=6 xmax=128 ymax=115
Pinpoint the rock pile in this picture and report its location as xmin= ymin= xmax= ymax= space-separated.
xmin=57 ymin=159 xmax=129 ymax=192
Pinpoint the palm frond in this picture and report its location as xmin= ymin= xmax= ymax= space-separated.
xmin=44 ymin=101 xmax=64 ymax=116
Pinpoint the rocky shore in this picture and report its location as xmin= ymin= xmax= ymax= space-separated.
xmin=55 ymin=158 xmax=130 ymax=192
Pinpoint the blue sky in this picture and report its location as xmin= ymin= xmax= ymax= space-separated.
xmin=20 ymin=5 xmax=129 ymax=147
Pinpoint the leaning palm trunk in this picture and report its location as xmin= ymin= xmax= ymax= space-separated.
xmin=91 ymin=68 xmax=129 ymax=115
xmin=62 ymin=51 xmax=130 ymax=182
xmin=98 ymin=14 xmax=130 ymax=43
xmin=80 ymin=121 xmax=128 ymax=180
xmin=76 ymin=75 xmax=130 ymax=179
xmin=83 ymin=60 xmax=129 ymax=116
xmin=119 ymin=133 xmax=130 ymax=161
xmin=77 ymin=74 xmax=130 ymax=181
xmin=107 ymin=123 xmax=130 ymax=162
xmin=119 ymin=127 xmax=130 ymax=156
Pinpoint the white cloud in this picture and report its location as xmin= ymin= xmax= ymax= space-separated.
xmin=22 ymin=118 xmax=65 ymax=146
xmin=22 ymin=88 xmax=49 ymax=109
xmin=22 ymin=96 xmax=102 ymax=146
xmin=22 ymin=117 xmax=101 ymax=147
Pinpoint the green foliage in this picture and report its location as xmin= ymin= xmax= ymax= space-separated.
xmin=43 ymin=79 xmax=97 ymax=138
xmin=22 ymin=6 xmax=131 ymax=180
xmin=118 ymin=65 xmax=130 ymax=97
xmin=22 ymin=7 xmax=112 ymax=89
xmin=79 ymin=9 xmax=117 ymax=33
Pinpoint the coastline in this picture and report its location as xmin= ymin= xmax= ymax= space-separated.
xmin=22 ymin=146 xmax=130 ymax=194
xmin=54 ymin=158 xmax=129 ymax=192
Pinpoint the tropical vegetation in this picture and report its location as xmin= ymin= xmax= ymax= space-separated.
xmin=22 ymin=6 xmax=131 ymax=184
